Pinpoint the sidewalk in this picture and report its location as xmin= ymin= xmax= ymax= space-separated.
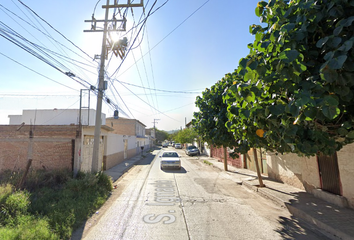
xmin=104 ymin=153 xmax=146 ymax=182
xmin=104 ymin=150 xmax=354 ymax=240
xmin=200 ymin=155 xmax=354 ymax=240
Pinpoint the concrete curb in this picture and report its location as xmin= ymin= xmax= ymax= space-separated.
xmin=242 ymin=181 xmax=288 ymax=209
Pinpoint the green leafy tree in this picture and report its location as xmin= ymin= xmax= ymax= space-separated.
xmin=193 ymin=77 xmax=240 ymax=170
xmin=168 ymin=131 xmax=179 ymax=142
xmin=175 ymin=128 xmax=198 ymax=145
xmin=155 ymin=129 xmax=169 ymax=143
xmin=224 ymin=0 xmax=354 ymax=156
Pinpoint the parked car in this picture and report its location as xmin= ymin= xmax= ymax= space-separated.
xmin=185 ymin=145 xmax=200 ymax=156
xmin=160 ymin=151 xmax=181 ymax=170
xmin=174 ymin=143 xmax=182 ymax=149
xmin=162 ymin=142 xmax=169 ymax=148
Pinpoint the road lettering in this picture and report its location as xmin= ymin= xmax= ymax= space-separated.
xmin=146 ymin=180 xmax=179 ymax=206
xmin=143 ymin=212 xmax=176 ymax=224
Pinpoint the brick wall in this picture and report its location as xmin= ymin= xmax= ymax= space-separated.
xmin=0 ymin=125 xmax=77 ymax=173
xmin=210 ymin=146 xmax=242 ymax=168
xmin=106 ymin=118 xmax=136 ymax=135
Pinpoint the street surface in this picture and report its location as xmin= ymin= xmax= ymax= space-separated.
xmin=74 ymin=147 xmax=329 ymax=240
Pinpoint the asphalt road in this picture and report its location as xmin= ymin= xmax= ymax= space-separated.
xmin=75 ymin=147 xmax=329 ymax=240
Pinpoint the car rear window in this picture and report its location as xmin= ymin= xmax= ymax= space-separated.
xmin=162 ymin=152 xmax=178 ymax=157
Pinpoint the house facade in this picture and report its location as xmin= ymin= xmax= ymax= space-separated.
xmin=105 ymin=117 xmax=149 ymax=154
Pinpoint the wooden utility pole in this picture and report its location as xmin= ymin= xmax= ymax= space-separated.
xmin=84 ymin=0 xmax=144 ymax=173
xmin=18 ymin=125 xmax=34 ymax=189
xmin=152 ymin=119 xmax=160 ymax=143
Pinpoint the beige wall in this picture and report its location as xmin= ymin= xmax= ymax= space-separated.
xmin=266 ymin=144 xmax=354 ymax=209
xmin=103 ymin=148 xmax=137 ymax=171
xmin=336 ymin=144 xmax=354 ymax=209
xmin=127 ymin=148 xmax=137 ymax=159
xmin=266 ymin=152 xmax=320 ymax=191
xmin=104 ymin=151 xmax=124 ymax=170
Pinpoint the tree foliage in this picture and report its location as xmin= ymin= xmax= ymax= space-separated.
xmin=155 ymin=129 xmax=169 ymax=143
xmin=197 ymin=0 xmax=354 ymax=157
xmin=175 ymin=128 xmax=198 ymax=144
xmin=193 ymin=77 xmax=239 ymax=152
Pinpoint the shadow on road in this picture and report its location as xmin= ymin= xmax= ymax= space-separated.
xmin=161 ymin=167 xmax=187 ymax=173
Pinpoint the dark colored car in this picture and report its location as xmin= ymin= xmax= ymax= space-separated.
xmin=185 ymin=145 xmax=200 ymax=156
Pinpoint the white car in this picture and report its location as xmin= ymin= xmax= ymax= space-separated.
xmin=174 ymin=143 xmax=182 ymax=149
xmin=160 ymin=151 xmax=181 ymax=170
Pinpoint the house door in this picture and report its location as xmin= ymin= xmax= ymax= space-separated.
xmin=317 ymin=153 xmax=341 ymax=195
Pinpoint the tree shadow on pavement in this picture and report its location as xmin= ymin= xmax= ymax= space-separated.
xmin=275 ymin=216 xmax=331 ymax=240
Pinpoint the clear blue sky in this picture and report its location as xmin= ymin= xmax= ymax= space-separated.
xmin=0 ymin=0 xmax=262 ymax=131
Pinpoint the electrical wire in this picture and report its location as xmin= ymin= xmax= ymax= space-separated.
xmin=38 ymin=99 xmax=80 ymax=125
xmin=0 ymin=3 xmax=98 ymax=83
xmin=11 ymin=1 xmax=98 ymax=82
xmin=17 ymin=0 xmax=98 ymax=64
xmin=116 ymin=79 xmax=180 ymax=122
xmin=117 ymin=0 xmax=209 ymax=78
xmin=109 ymin=0 xmax=157 ymax=78
xmin=0 ymin=52 xmax=81 ymax=91
xmin=0 ymin=1 xmax=126 ymax=121
xmin=116 ymin=80 xmax=202 ymax=94
xmin=144 ymin=25 xmax=159 ymax=115
xmin=0 ymin=23 xmax=95 ymax=88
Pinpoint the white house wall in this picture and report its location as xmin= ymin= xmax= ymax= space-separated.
xmin=106 ymin=134 xmax=136 ymax=155
xmin=9 ymin=109 xmax=105 ymax=126
xmin=104 ymin=133 xmax=137 ymax=170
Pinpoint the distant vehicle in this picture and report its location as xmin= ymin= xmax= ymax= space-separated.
xmin=162 ymin=142 xmax=169 ymax=148
xmin=174 ymin=143 xmax=182 ymax=149
xmin=160 ymin=151 xmax=181 ymax=170
xmin=185 ymin=145 xmax=200 ymax=156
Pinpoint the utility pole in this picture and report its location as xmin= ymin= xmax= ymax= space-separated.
xmin=84 ymin=0 xmax=144 ymax=173
xmin=152 ymin=119 xmax=160 ymax=142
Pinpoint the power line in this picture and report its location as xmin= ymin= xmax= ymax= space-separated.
xmin=109 ymin=0 xmax=157 ymax=78
xmin=117 ymin=0 xmax=210 ymax=78
xmin=1 ymin=2 xmax=98 ymax=86
xmin=116 ymin=80 xmax=202 ymax=94
xmin=0 ymin=52 xmax=81 ymax=91
xmin=17 ymin=0 xmax=98 ymax=64
xmin=116 ymin=79 xmax=180 ymax=122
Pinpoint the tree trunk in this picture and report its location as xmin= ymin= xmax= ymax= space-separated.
xmin=253 ymin=148 xmax=265 ymax=187
xmin=223 ymin=147 xmax=228 ymax=171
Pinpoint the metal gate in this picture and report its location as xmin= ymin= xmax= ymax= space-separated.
xmin=317 ymin=153 xmax=341 ymax=195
